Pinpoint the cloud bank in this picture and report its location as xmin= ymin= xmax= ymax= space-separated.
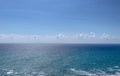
xmin=0 ymin=33 xmax=119 ymax=43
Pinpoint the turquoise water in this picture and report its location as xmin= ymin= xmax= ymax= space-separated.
xmin=0 ymin=44 xmax=120 ymax=76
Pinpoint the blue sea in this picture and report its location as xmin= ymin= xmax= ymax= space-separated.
xmin=0 ymin=44 xmax=120 ymax=76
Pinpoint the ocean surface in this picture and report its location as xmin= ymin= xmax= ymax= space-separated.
xmin=0 ymin=44 xmax=120 ymax=76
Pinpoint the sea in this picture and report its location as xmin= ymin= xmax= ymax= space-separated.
xmin=0 ymin=44 xmax=120 ymax=76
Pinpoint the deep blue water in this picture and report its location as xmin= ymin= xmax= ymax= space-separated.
xmin=0 ymin=44 xmax=120 ymax=76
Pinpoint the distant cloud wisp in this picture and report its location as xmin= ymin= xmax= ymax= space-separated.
xmin=0 ymin=33 xmax=119 ymax=43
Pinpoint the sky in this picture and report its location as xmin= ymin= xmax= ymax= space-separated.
xmin=0 ymin=0 xmax=120 ymax=43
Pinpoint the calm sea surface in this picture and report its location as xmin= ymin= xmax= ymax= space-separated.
xmin=0 ymin=44 xmax=120 ymax=76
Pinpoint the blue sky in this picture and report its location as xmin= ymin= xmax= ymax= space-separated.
xmin=0 ymin=0 xmax=120 ymax=43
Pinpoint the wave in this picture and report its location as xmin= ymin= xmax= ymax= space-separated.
xmin=1 ymin=66 xmax=120 ymax=76
xmin=0 ymin=69 xmax=45 ymax=76
xmin=70 ymin=66 xmax=120 ymax=76
xmin=70 ymin=68 xmax=97 ymax=76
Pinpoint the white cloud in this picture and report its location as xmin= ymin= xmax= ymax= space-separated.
xmin=76 ymin=32 xmax=96 ymax=40
xmin=0 ymin=33 xmax=119 ymax=43
xmin=56 ymin=34 xmax=67 ymax=40
xmin=89 ymin=32 xmax=96 ymax=38
xmin=100 ymin=33 xmax=110 ymax=40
